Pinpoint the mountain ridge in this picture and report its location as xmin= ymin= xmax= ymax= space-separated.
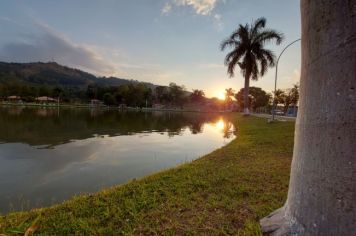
xmin=0 ymin=61 xmax=157 ymax=89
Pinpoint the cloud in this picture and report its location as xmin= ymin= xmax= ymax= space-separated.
xmin=162 ymin=0 xmax=224 ymax=30
xmin=0 ymin=22 xmax=117 ymax=76
xmin=292 ymin=69 xmax=300 ymax=81
xmin=213 ymin=13 xmax=223 ymax=30
xmin=161 ymin=3 xmax=172 ymax=15
xmin=0 ymin=17 xmax=25 ymax=27
xmin=163 ymin=0 xmax=222 ymax=16
xmin=197 ymin=62 xmax=224 ymax=69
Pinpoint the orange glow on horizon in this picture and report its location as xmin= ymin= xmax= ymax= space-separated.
xmin=214 ymin=91 xmax=225 ymax=100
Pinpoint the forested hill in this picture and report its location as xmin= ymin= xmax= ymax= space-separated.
xmin=0 ymin=62 xmax=155 ymax=88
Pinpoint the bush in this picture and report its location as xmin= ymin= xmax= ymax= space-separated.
xmin=103 ymin=93 xmax=115 ymax=106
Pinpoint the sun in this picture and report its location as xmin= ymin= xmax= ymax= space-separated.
xmin=215 ymin=91 xmax=225 ymax=100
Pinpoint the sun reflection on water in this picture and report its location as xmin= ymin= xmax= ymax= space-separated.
xmin=213 ymin=118 xmax=235 ymax=139
xmin=215 ymin=119 xmax=225 ymax=131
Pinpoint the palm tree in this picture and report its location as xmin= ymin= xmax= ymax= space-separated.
xmin=221 ymin=17 xmax=283 ymax=115
xmin=190 ymin=89 xmax=205 ymax=102
xmin=224 ymin=88 xmax=235 ymax=110
xmin=224 ymin=88 xmax=235 ymax=102
xmin=273 ymin=89 xmax=285 ymax=106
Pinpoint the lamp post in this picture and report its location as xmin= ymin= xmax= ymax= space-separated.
xmin=272 ymin=38 xmax=301 ymax=121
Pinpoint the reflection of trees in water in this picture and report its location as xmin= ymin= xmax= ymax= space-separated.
xmin=222 ymin=121 xmax=236 ymax=139
xmin=0 ymin=107 xmax=235 ymax=147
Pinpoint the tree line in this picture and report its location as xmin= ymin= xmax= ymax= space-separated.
xmin=0 ymin=80 xmax=298 ymax=112
xmin=224 ymin=84 xmax=299 ymax=113
xmin=0 ymin=82 xmax=195 ymax=107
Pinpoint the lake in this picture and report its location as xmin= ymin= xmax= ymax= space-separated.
xmin=0 ymin=107 xmax=235 ymax=214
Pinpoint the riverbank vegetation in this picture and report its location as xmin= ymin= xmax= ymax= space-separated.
xmin=0 ymin=62 xmax=299 ymax=113
xmin=0 ymin=115 xmax=295 ymax=235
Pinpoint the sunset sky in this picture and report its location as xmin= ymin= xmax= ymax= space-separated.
xmin=0 ymin=0 xmax=301 ymax=98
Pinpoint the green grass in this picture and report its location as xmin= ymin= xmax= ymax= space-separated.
xmin=0 ymin=114 xmax=295 ymax=235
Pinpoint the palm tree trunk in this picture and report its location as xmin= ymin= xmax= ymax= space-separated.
xmin=243 ymin=75 xmax=250 ymax=115
xmin=260 ymin=0 xmax=356 ymax=235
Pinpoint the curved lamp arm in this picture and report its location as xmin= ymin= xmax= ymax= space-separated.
xmin=272 ymin=38 xmax=301 ymax=120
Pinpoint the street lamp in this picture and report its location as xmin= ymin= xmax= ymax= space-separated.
xmin=272 ymin=38 xmax=301 ymax=121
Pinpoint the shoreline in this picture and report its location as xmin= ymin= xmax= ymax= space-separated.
xmin=0 ymin=102 xmax=232 ymax=113
xmin=0 ymin=114 xmax=295 ymax=235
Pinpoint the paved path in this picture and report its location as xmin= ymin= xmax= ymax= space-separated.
xmin=251 ymin=113 xmax=296 ymax=121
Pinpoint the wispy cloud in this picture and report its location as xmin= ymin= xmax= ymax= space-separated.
xmin=0 ymin=21 xmax=117 ymax=76
xmin=162 ymin=0 xmax=223 ymax=16
xmin=197 ymin=62 xmax=224 ymax=69
xmin=161 ymin=2 xmax=172 ymax=15
xmin=292 ymin=69 xmax=300 ymax=81
xmin=0 ymin=16 xmax=25 ymax=27
xmin=161 ymin=0 xmax=224 ymax=30
xmin=213 ymin=13 xmax=223 ymax=30
xmin=282 ymin=69 xmax=300 ymax=83
xmin=176 ymin=0 xmax=220 ymax=15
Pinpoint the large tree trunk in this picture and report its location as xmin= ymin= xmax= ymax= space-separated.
xmin=260 ymin=0 xmax=356 ymax=235
xmin=243 ymin=75 xmax=250 ymax=115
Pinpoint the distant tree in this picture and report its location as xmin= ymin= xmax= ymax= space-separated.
xmin=225 ymin=88 xmax=235 ymax=103
xmin=103 ymin=93 xmax=115 ymax=106
xmin=235 ymin=87 xmax=271 ymax=111
xmin=143 ymin=87 xmax=153 ymax=107
xmin=52 ymin=87 xmax=63 ymax=98
xmin=0 ymin=85 xmax=4 ymax=97
xmin=190 ymin=89 xmax=205 ymax=103
xmin=273 ymin=89 xmax=286 ymax=105
xmin=7 ymin=82 xmax=21 ymax=96
xmin=224 ymin=88 xmax=235 ymax=109
xmin=39 ymin=86 xmax=50 ymax=96
xmin=209 ymin=97 xmax=223 ymax=111
xmin=115 ymin=85 xmax=129 ymax=104
xmin=285 ymin=84 xmax=299 ymax=109
xmin=86 ymin=84 xmax=97 ymax=99
xmin=221 ymin=17 xmax=283 ymax=115
xmin=123 ymin=83 xmax=146 ymax=107
xmin=154 ymin=86 xmax=166 ymax=103
xmin=280 ymin=84 xmax=300 ymax=113
xmin=272 ymin=84 xmax=300 ymax=113
xmin=169 ymin=83 xmax=186 ymax=107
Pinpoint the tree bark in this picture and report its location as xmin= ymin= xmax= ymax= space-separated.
xmin=260 ymin=0 xmax=356 ymax=235
xmin=243 ymin=75 xmax=250 ymax=115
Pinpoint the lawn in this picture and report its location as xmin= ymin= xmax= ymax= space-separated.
xmin=0 ymin=114 xmax=295 ymax=235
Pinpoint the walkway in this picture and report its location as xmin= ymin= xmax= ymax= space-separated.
xmin=252 ymin=113 xmax=296 ymax=121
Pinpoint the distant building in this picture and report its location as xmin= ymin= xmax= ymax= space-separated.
xmin=152 ymin=103 xmax=164 ymax=109
xmin=35 ymin=96 xmax=58 ymax=103
xmin=118 ymin=103 xmax=127 ymax=109
xmin=7 ymin=96 xmax=22 ymax=103
xmin=286 ymin=104 xmax=298 ymax=117
xmin=90 ymin=99 xmax=103 ymax=107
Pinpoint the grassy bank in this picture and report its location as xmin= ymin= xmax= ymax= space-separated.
xmin=0 ymin=114 xmax=295 ymax=235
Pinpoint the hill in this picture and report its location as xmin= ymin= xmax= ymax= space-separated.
xmin=0 ymin=61 xmax=201 ymax=108
xmin=0 ymin=61 xmax=156 ymax=88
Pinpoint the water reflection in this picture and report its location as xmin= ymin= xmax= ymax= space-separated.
xmin=0 ymin=107 xmax=235 ymax=147
xmin=0 ymin=107 xmax=236 ymax=213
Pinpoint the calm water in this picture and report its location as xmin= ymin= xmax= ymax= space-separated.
xmin=0 ymin=107 xmax=235 ymax=214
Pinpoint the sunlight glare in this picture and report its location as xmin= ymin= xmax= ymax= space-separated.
xmin=215 ymin=119 xmax=225 ymax=130
xmin=215 ymin=91 xmax=225 ymax=100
